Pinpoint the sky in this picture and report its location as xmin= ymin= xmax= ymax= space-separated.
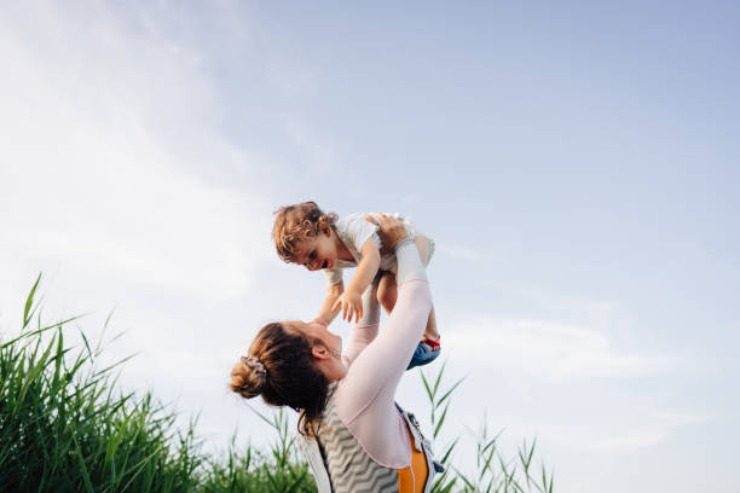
xmin=1 ymin=1 xmax=739 ymax=491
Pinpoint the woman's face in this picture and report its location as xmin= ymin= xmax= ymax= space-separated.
xmin=284 ymin=320 xmax=346 ymax=380
xmin=288 ymin=320 xmax=342 ymax=353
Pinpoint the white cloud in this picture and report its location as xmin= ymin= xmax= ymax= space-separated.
xmin=431 ymin=308 xmax=698 ymax=464
xmin=0 ymin=1 xmax=315 ymax=459
xmin=592 ymin=409 xmax=705 ymax=453
xmin=436 ymin=242 xmax=496 ymax=263
xmin=0 ymin=0 xmax=270 ymax=435
xmin=0 ymin=1 xmax=273 ymax=305
xmin=446 ymin=316 xmax=675 ymax=381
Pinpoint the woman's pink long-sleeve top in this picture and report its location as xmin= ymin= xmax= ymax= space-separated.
xmin=331 ymin=240 xmax=432 ymax=469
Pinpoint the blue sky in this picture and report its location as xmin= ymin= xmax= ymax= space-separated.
xmin=1 ymin=1 xmax=738 ymax=491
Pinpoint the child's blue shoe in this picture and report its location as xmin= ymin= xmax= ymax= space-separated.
xmin=407 ymin=337 xmax=441 ymax=370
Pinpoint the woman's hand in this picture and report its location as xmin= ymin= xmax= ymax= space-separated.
xmin=365 ymin=213 xmax=409 ymax=253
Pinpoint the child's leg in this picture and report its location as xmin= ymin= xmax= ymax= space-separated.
xmin=377 ymin=271 xmax=397 ymax=314
xmin=361 ymin=276 xmax=382 ymax=325
xmin=424 ymin=308 xmax=440 ymax=341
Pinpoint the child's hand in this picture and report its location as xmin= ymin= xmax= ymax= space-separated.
xmin=332 ymin=291 xmax=363 ymax=324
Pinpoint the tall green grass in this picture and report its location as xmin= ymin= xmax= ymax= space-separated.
xmin=423 ymin=364 xmax=555 ymax=493
xmin=0 ymin=276 xmax=314 ymax=493
xmin=201 ymin=409 xmax=314 ymax=492
xmin=1 ymin=276 xmax=197 ymax=492
xmin=0 ymin=276 xmax=554 ymax=492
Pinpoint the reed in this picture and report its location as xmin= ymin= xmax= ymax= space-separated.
xmin=1 ymin=275 xmax=198 ymax=492
xmin=0 ymin=276 xmax=314 ymax=493
xmin=201 ymin=407 xmax=314 ymax=492
xmin=421 ymin=364 xmax=555 ymax=493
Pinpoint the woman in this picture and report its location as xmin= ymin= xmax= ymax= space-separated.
xmin=231 ymin=214 xmax=438 ymax=493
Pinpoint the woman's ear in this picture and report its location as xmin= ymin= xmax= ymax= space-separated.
xmin=311 ymin=344 xmax=331 ymax=360
xmin=320 ymin=223 xmax=332 ymax=237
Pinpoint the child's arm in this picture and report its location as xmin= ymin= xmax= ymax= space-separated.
xmin=314 ymin=281 xmax=344 ymax=327
xmin=332 ymin=238 xmax=381 ymax=323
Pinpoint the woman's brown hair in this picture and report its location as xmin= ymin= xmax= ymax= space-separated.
xmin=230 ymin=322 xmax=330 ymax=436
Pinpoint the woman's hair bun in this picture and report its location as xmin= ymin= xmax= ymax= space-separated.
xmin=230 ymin=355 xmax=267 ymax=398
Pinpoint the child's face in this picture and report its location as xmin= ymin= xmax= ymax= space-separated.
xmin=293 ymin=231 xmax=338 ymax=272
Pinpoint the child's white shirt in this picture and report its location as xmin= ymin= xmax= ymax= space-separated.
xmin=323 ymin=213 xmax=415 ymax=285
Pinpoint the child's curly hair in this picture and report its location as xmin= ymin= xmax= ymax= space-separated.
xmin=272 ymin=201 xmax=338 ymax=263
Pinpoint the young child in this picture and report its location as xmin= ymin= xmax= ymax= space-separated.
xmin=272 ymin=201 xmax=441 ymax=369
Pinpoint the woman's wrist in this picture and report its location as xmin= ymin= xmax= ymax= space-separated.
xmin=395 ymin=237 xmax=427 ymax=284
xmin=393 ymin=237 xmax=415 ymax=253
